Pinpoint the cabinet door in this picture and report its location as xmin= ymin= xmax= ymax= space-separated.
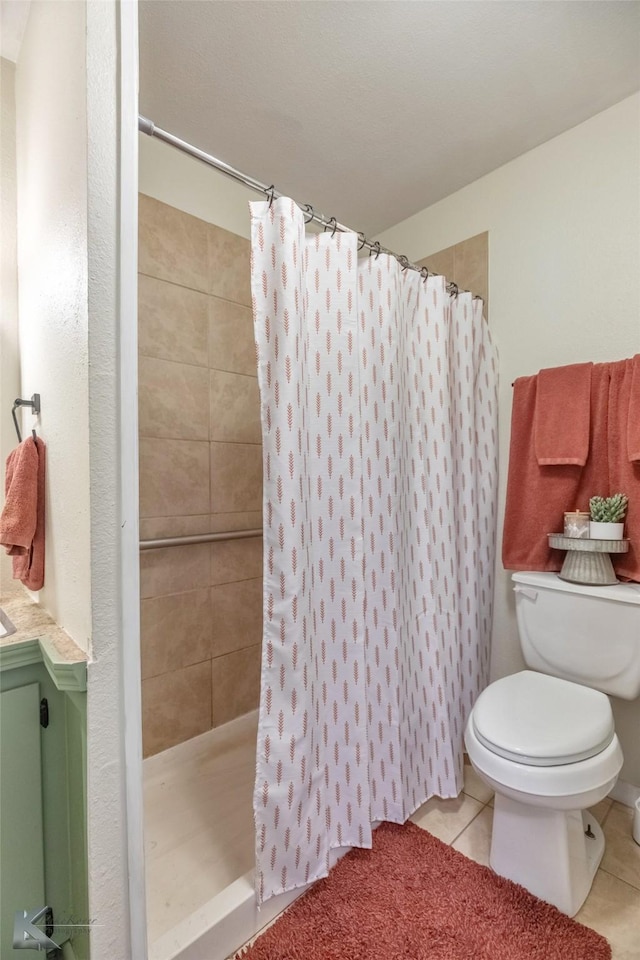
xmin=0 ymin=683 xmax=46 ymax=957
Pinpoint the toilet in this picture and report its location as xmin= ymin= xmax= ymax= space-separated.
xmin=465 ymin=571 xmax=640 ymax=916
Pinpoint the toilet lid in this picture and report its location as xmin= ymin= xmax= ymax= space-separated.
xmin=472 ymin=671 xmax=615 ymax=766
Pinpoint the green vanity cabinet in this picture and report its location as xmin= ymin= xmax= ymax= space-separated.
xmin=0 ymin=641 xmax=89 ymax=959
xmin=0 ymin=682 xmax=46 ymax=957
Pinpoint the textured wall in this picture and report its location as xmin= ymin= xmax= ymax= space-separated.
xmin=138 ymin=195 xmax=263 ymax=757
xmin=14 ymin=1 xmax=92 ymax=651
xmin=0 ymin=58 xmax=20 ymax=589
xmin=13 ymin=3 xmax=135 ymax=958
xmin=377 ymin=94 xmax=640 ymax=787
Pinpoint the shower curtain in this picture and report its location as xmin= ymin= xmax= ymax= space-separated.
xmin=251 ymin=198 xmax=498 ymax=903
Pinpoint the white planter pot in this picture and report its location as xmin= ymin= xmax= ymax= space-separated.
xmin=589 ymin=521 xmax=625 ymax=540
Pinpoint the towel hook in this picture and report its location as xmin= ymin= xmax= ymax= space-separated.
xmin=12 ymin=394 xmax=40 ymax=443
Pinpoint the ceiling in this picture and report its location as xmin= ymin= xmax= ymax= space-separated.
xmin=2 ymin=2 xmax=638 ymax=234
xmin=139 ymin=1 xmax=640 ymax=236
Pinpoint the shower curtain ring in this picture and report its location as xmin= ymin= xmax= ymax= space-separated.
xmin=302 ymin=203 xmax=314 ymax=224
xmin=370 ymin=241 xmax=381 ymax=260
xmin=266 ymin=185 xmax=275 ymax=209
xmin=357 ymin=232 xmax=367 ymax=251
xmin=325 ymin=217 xmax=338 ymax=238
xmin=420 ymin=266 xmax=429 ymax=283
xmin=398 ymin=255 xmax=410 ymax=273
xmin=448 ymin=281 xmax=459 ymax=298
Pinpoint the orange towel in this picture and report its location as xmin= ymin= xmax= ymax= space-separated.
xmin=609 ymin=359 xmax=640 ymax=581
xmin=0 ymin=437 xmax=46 ymax=591
xmin=628 ymin=354 xmax=640 ymax=462
xmin=534 ymin=362 xmax=592 ymax=465
xmin=503 ymin=361 xmax=639 ymax=582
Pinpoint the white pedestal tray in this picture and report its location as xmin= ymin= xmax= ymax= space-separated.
xmin=548 ymin=534 xmax=630 ymax=586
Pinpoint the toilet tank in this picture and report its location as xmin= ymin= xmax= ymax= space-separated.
xmin=513 ymin=571 xmax=640 ymax=700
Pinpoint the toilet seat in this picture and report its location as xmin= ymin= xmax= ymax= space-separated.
xmin=472 ymin=671 xmax=615 ymax=766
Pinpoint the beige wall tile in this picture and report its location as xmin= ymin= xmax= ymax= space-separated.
xmin=141 ymin=588 xmax=212 ymax=680
xmin=139 ymin=514 xmax=213 ymax=541
xmin=210 ymin=442 xmax=262 ymax=513
xmin=142 ymin=661 xmax=212 ymax=756
xmin=210 ymin=511 xmax=262 ymax=534
xmin=417 ymin=246 xmax=455 ymax=280
xmin=454 ymin=232 xmax=488 ymax=305
xmin=139 ymin=356 xmax=210 ymax=441
xmin=140 ymin=544 xmax=210 ymax=599
xmin=211 ymin=538 xmax=263 ymax=585
xmin=207 ymin=223 xmax=252 ymax=306
xmin=209 ymin=298 xmax=256 ymax=376
xmin=211 ymin=578 xmax=263 ymax=656
xmin=139 ymin=194 xmax=209 ymax=293
xmin=417 ymin=232 xmax=489 ymax=318
xmin=139 ymin=437 xmax=210 ymax=518
xmin=210 ymin=370 xmax=261 ymax=444
xmin=138 ymin=274 xmax=209 ymax=366
xmin=211 ymin=645 xmax=261 ymax=727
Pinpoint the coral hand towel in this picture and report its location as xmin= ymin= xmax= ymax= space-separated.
xmin=534 ymin=362 xmax=592 ymax=465
xmin=627 ymin=354 xmax=640 ymax=462
xmin=0 ymin=437 xmax=46 ymax=591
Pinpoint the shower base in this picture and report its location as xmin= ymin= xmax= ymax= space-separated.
xmin=144 ymin=709 xmax=360 ymax=960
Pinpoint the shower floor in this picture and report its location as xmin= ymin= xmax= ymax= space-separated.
xmin=143 ymin=710 xmax=259 ymax=944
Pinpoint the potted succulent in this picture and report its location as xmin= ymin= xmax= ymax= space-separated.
xmin=589 ymin=493 xmax=628 ymax=540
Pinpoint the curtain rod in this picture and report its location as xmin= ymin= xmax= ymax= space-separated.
xmin=138 ymin=115 xmax=479 ymax=298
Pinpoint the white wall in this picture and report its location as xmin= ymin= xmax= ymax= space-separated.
xmin=377 ymin=93 xmax=640 ymax=786
xmin=0 ymin=58 xmax=20 ymax=588
xmin=139 ymin=131 xmax=255 ymax=237
xmin=14 ymin=3 xmax=136 ymax=957
xmin=15 ymin=1 xmax=92 ymax=651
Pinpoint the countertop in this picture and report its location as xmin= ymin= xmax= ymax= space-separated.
xmin=0 ymin=577 xmax=87 ymax=666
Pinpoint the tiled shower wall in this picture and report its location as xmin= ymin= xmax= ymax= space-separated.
xmin=137 ymin=197 xmax=487 ymax=758
xmin=417 ymin=232 xmax=489 ymax=316
xmin=138 ymin=194 xmax=263 ymax=757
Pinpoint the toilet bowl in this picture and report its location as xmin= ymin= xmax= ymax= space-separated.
xmin=465 ymin=671 xmax=623 ymax=916
xmin=464 ymin=571 xmax=640 ymax=916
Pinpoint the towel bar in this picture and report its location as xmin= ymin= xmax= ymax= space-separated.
xmin=139 ymin=529 xmax=263 ymax=550
xmin=12 ymin=394 xmax=40 ymax=443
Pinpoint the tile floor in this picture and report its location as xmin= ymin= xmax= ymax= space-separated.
xmin=410 ymin=766 xmax=640 ymax=959
xmin=144 ymin=711 xmax=640 ymax=957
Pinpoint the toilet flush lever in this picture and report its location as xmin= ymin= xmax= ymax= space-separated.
xmin=514 ymin=586 xmax=538 ymax=602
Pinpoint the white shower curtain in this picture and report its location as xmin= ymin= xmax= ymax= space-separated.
xmin=251 ymin=198 xmax=498 ymax=904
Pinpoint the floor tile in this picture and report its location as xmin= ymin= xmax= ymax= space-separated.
xmin=601 ymin=802 xmax=640 ymax=891
xmin=452 ymin=806 xmax=493 ymax=867
xmin=410 ymin=793 xmax=484 ymax=844
xmin=462 ymin=760 xmax=493 ymax=804
xmin=575 ymin=869 xmax=640 ymax=960
xmin=589 ymin=797 xmax=614 ymax=826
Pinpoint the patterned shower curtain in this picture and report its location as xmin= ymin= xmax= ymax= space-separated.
xmin=251 ymin=198 xmax=498 ymax=904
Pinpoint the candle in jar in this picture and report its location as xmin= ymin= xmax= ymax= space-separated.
xmin=564 ymin=510 xmax=590 ymax=539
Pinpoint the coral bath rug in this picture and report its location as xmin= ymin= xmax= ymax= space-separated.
xmin=236 ymin=821 xmax=610 ymax=959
